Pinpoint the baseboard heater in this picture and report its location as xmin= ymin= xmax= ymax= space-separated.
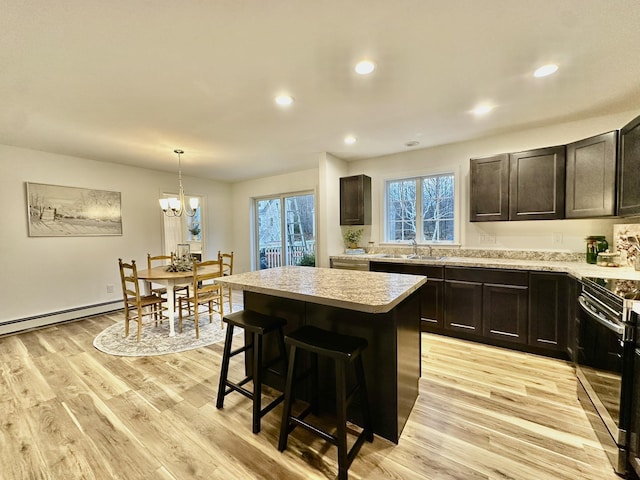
xmin=0 ymin=300 xmax=123 ymax=336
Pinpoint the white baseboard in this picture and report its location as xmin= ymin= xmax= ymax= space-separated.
xmin=0 ymin=301 xmax=123 ymax=336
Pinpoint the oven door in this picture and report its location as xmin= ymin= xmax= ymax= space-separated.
xmin=576 ymin=293 xmax=633 ymax=475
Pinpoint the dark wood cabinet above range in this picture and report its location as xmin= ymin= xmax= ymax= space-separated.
xmin=469 ymin=154 xmax=509 ymax=222
xmin=509 ymin=146 xmax=566 ymax=221
xmin=565 ymin=131 xmax=617 ymax=218
xmin=618 ymin=114 xmax=640 ymax=217
xmin=340 ymin=174 xmax=371 ymax=225
xmin=469 ymin=129 xmax=626 ymax=221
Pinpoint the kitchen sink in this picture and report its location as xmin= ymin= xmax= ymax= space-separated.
xmin=380 ymin=254 xmax=447 ymax=261
xmin=408 ymin=255 xmax=447 ymax=260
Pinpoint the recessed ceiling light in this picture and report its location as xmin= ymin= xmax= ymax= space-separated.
xmin=354 ymin=60 xmax=375 ymax=75
xmin=472 ymin=104 xmax=493 ymax=116
xmin=344 ymin=135 xmax=357 ymax=145
xmin=533 ymin=64 xmax=558 ymax=78
xmin=275 ymin=94 xmax=294 ymax=106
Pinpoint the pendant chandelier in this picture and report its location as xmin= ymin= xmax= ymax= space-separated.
xmin=159 ymin=149 xmax=199 ymax=217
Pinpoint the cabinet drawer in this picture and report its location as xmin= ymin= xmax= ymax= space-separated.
xmin=444 ymin=266 xmax=528 ymax=286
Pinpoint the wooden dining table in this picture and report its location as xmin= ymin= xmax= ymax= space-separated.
xmin=137 ymin=263 xmax=221 ymax=336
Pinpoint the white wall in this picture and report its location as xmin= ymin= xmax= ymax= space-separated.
xmin=318 ymin=153 xmax=348 ymax=267
xmin=0 ymin=144 xmax=231 ymax=323
xmin=345 ymin=110 xmax=640 ymax=253
xmin=230 ymin=166 xmax=320 ymax=273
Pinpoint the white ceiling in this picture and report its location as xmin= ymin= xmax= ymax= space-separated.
xmin=2 ymin=0 xmax=640 ymax=182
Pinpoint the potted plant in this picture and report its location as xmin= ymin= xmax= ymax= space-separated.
xmin=298 ymin=252 xmax=316 ymax=266
xmin=343 ymin=228 xmax=364 ymax=249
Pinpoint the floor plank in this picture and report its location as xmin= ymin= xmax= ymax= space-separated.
xmin=0 ymin=315 xmax=621 ymax=479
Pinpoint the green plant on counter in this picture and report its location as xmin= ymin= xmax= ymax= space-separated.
xmin=298 ymin=252 xmax=316 ymax=267
xmin=343 ymin=228 xmax=364 ymax=248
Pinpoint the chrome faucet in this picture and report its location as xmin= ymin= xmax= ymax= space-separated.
xmin=411 ymin=239 xmax=418 ymax=256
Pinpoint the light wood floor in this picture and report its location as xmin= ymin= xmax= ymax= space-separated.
xmin=0 ymin=312 xmax=620 ymax=480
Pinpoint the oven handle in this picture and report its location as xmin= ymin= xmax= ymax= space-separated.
xmin=578 ymin=295 xmax=624 ymax=335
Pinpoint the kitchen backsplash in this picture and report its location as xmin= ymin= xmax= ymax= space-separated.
xmin=371 ymin=246 xmax=584 ymax=262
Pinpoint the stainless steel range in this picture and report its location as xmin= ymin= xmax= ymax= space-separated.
xmin=577 ymin=276 xmax=640 ymax=477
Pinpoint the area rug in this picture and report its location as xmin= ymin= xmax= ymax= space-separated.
xmin=93 ymin=303 xmax=244 ymax=357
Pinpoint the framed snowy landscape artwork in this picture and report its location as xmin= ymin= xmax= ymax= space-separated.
xmin=26 ymin=182 xmax=122 ymax=237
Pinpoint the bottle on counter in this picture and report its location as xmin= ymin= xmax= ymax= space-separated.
xmin=586 ymin=236 xmax=608 ymax=264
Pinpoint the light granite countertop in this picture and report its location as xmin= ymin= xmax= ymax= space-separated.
xmin=215 ymin=265 xmax=426 ymax=314
xmin=331 ymin=254 xmax=640 ymax=281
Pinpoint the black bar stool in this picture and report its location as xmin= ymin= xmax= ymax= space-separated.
xmin=278 ymin=325 xmax=373 ymax=480
xmin=216 ymin=310 xmax=288 ymax=434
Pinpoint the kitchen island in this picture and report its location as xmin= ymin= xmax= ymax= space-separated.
xmin=215 ymin=266 xmax=427 ymax=443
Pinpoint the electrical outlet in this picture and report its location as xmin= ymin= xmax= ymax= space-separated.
xmin=479 ymin=234 xmax=496 ymax=244
xmin=106 ymin=284 xmax=115 ymax=293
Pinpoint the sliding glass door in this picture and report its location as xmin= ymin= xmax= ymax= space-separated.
xmin=255 ymin=192 xmax=315 ymax=269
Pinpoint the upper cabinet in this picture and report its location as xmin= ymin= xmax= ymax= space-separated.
xmin=565 ymin=131 xmax=618 ymax=218
xmin=509 ymin=146 xmax=566 ymax=221
xmin=340 ymin=174 xmax=371 ymax=225
xmin=618 ymin=114 xmax=640 ymax=217
xmin=470 ymin=154 xmax=509 ymax=222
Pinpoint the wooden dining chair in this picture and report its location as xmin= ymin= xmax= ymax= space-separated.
xmin=178 ymin=257 xmax=225 ymax=338
xmin=147 ymin=253 xmax=190 ymax=308
xmin=218 ymin=251 xmax=234 ymax=311
xmin=118 ymin=258 xmax=168 ymax=342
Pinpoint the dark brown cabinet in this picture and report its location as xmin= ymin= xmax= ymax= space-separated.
xmin=483 ymin=283 xmax=529 ymax=344
xmin=470 ymin=154 xmax=509 ymax=222
xmin=509 ymin=146 xmax=566 ymax=220
xmin=444 ymin=267 xmax=528 ymax=341
xmin=565 ymin=131 xmax=617 ymax=218
xmin=528 ymin=272 xmax=567 ymax=351
xmin=369 ymin=261 xmax=443 ymax=331
xmin=366 ymin=258 xmax=572 ymax=359
xmin=618 ymin=114 xmax=640 ymax=217
xmin=444 ymin=278 xmax=483 ymax=334
xmin=340 ymin=174 xmax=371 ymax=225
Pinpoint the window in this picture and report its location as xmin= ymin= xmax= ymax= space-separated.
xmin=386 ymin=173 xmax=455 ymax=243
xmin=254 ymin=192 xmax=316 ymax=269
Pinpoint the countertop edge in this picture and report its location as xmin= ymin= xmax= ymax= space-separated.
xmin=331 ymin=255 xmax=640 ymax=281
xmin=216 ymin=267 xmax=427 ymax=314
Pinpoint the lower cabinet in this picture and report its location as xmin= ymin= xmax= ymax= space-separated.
xmin=444 ymin=267 xmax=529 ymax=344
xmin=483 ymin=283 xmax=529 ymax=344
xmin=528 ymin=272 xmax=568 ymax=352
xmin=369 ymin=261 xmax=569 ymax=358
xmin=444 ymin=279 xmax=483 ymax=334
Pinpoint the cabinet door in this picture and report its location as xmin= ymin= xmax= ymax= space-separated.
xmin=529 ymin=272 xmax=567 ymax=351
xmin=509 ymin=146 xmax=566 ymax=220
xmin=444 ymin=279 xmax=482 ymax=335
xmin=470 ymin=154 xmax=509 ymax=222
xmin=340 ymin=174 xmax=371 ymax=225
xmin=565 ymin=131 xmax=617 ymax=218
xmin=618 ymin=114 xmax=640 ymax=217
xmin=482 ymin=283 xmax=528 ymax=344
xmin=421 ymin=278 xmax=444 ymax=331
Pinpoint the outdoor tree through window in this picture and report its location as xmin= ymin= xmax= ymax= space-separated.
xmin=386 ymin=173 xmax=455 ymax=243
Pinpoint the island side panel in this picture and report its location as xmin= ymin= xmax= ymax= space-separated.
xmin=394 ymin=289 xmax=421 ymax=437
xmin=242 ymin=291 xmax=306 ymax=392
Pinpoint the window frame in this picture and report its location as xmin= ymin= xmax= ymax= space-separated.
xmin=383 ymin=170 xmax=458 ymax=245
